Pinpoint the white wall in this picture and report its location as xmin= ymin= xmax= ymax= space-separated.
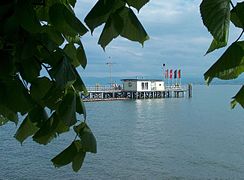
xmin=137 ymin=81 xmax=152 ymax=91
xmin=123 ymin=80 xmax=165 ymax=91
xmin=155 ymin=81 xmax=165 ymax=91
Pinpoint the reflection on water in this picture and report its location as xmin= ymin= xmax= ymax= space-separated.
xmin=0 ymin=85 xmax=244 ymax=179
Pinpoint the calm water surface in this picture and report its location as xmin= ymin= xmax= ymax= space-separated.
xmin=1 ymin=85 xmax=244 ymax=179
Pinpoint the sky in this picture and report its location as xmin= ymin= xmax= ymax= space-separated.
xmin=74 ymin=0 xmax=243 ymax=84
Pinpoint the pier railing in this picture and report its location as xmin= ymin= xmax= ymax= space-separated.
xmin=86 ymin=85 xmax=122 ymax=92
xmin=86 ymin=84 xmax=188 ymax=92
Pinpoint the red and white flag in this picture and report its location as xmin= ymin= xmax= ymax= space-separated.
xmin=170 ymin=69 xmax=173 ymax=79
xmin=178 ymin=69 xmax=181 ymax=79
xmin=165 ymin=69 xmax=168 ymax=79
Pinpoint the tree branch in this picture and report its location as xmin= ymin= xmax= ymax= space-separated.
xmin=230 ymin=1 xmax=234 ymax=9
xmin=235 ymin=29 xmax=244 ymax=42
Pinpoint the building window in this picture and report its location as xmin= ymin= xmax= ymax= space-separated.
xmin=145 ymin=82 xmax=148 ymax=90
xmin=141 ymin=82 xmax=144 ymax=90
xmin=159 ymin=84 xmax=161 ymax=86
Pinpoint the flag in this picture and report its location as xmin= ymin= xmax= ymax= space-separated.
xmin=165 ymin=69 xmax=168 ymax=79
xmin=170 ymin=69 xmax=173 ymax=79
xmin=178 ymin=69 xmax=181 ymax=79
xmin=174 ymin=70 xmax=177 ymax=79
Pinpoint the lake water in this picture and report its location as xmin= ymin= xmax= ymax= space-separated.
xmin=1 ymin=85 xmax=244 ymax=179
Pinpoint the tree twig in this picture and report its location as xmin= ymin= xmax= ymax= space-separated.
xmin=230 ymin=1 xmax=234 ymax=9
xmin=235 ymin=29 xmax=244 ymax=42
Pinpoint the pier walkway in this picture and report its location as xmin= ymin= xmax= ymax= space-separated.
xmin=83 ymin=84 xmax=192 ymax=102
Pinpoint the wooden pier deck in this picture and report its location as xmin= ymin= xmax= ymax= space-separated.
xmin=83 ymin=84 xmax=192 ymax=102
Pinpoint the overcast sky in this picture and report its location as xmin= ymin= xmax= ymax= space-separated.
xmin=74 ymin=0 xmax=242 ymax=82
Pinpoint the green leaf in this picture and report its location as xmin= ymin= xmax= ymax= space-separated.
xmin=51 ymin=141 xmax=79 ymax=168
xmin=76 ymin=93 xmax=86 ymax=119
xmin=49 ymin=3 xmax=88 ymax=37
xmin=0 ymin=50 xmax=15 ymax=77
xmin=28 ymin=106 xmax=48 ymax=128
xmin=0 ymin=105 xmax=18 ymax=125
xmin=72 ymin=149 xmax=86 ymax=172
xmin=64 ymin=35 xmax=81 ymax=45
xmin=42 ymin=83 xmax=64 ymax=110
xmin=16 ymin=0 xmax=41 ymax=33
xmin=14 ymin=116 xmax=39 ymax=144
xmin=0 ymin=115 xmax=9 ymax=126
xmin=46 ymin=26 xmax=65 ymax=46
xmin=98 ymin=13 xmax=123 ymax=49
xmin=32 ymin=114 xmax=59 ymax=145
xmin=73 ymin=69 xmax=88 ymax=95
xmin=204 ymin=41 xmax=244 ymax=84
xmin=230 ymin=2 xmax=244 ymax=28
xmin=125 ymin=0 xmax=149 ymax=11
xmin=231 ymin=86 xmax=244 ymax=108
xmin=64 ymin=43 xmax=79 ymax=67
xmin=0 ymin=77 xmax=33 ymax=114
xmin=69 ymin=0 xmax=77 ymax=8
xmin=77 ymin=44 xmax=87 ymax=69
xmin=18 ymin=58 xmax=42 ymax=82
xmin=206 ymin=38 xmax=227 ymax=54
xmin=50 ymin=57 xmax=77 ymax=89
xmin=119 ymin=7 xmax=149 ymax=45
xmin=74 ymin=123 xmax=97 ymax=153
xmin=84 ymin=0 xmax=125 ymax=33
xmin=200 ymin=0 xmax=230 ymax=43
xmin=57 ymin=89 xmax=77 ymax=127
xmin=30 ymin=77 xmax=53 ymax=102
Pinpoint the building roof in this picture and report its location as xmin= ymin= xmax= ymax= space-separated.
xmin=121 ymin=78 xmax=163 ymax=82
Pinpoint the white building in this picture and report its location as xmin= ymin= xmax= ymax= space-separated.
xmin=121 ymin=79 xmax=165 ymax=92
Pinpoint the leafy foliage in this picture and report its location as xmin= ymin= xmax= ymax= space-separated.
xmin=0 ymin=0 xmax=149 ymax=172
xmin=200 ymin=0 xmax=244 ymax=108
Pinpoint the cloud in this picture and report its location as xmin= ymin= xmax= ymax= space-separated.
xmin=74 ymin=0 xmax=235 ymax=81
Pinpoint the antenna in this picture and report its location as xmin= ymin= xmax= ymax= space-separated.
xmin=106 ymin=57 xmax=116 ymax=88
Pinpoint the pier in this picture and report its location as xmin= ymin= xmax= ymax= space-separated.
xmin=83 ymin=84 xmax=192 ymax=102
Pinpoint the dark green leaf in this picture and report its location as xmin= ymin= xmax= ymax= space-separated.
xmin=73 ymin=69 xmax=88 ymax=95
xmin=46 ymin=26 xmax=65 ymax=46
xmin=64 ymin=35 xmax=81 ymax=45
xmin=16 ymin=0 xmax=41 ymax=33
xmin=200 ymin=0 xmax=230 ymax=43
xmin=72 ymin=149 xmax=86 ymax=172
xmin=84 ymin=0 xmax=125 ymax=33
xmin=51 ymin=141 xmax=79 ymax=168
xmin=0 ymin=50 xmax=15 ymax=77
xmin=69 ymin=0 xmax=77 ymax=8
xmin=77 ymin=44 xmax=87 ymax=69
xmin=49 ymin=3 xmax=88 ymax=36
xmin=76 ymin=93 xmax=86 ymax=119
xmin=125 ymin=0 xmax=149 ymax=11
xmin=32 ymin=113 xmax=60 ymax=145
xmin=0 ymin=115 xmax=9 ymax=126
xmin=119 ymin=7 xmax=149 ymax=45
xmin=231 ymin=86 xmax=244 ymax=108
xmin=204 ymin=41 xmax=244 ymax=84
xmin=18 ymin=58 xmax=42 ymax=82
xmin=98 ymin=13 xmax=123 ymax=49
xmin=29 ymin=106 xmax=48 ymax=128
xmin=50 ymin=57 xmax=77 ymax=89
xmin=230 ymin=2 xmax=244 ymax=28
xmin=30 ymin=77 xmax=53 ymax=102
xmin=64 ymin=43 xmax=80 ymax=67
xmin=206 ymin=38 xmax=227 ymax=54
xmin=74 ymin=123 xmax=97 ymax=153
xmin=57 ymin=89 xmax=77 ymax=126
xmin=0 ymin=77 xmax=34 ymax=113
xmin=42 ymin=83 xmax=64 ymax=110
xmin=14 ymin=116 xmax=39 ymax=144
xmin=0 ymin=105 xmax=18 ymax=124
